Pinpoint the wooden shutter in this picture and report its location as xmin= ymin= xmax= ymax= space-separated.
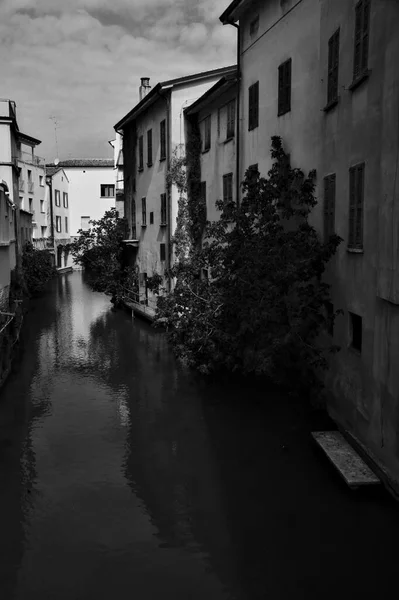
xmin=355 ymin=164 xmax=364 ymax=248
xmin=324 ymin=176 xmax=330 ymax=241
xmin=147 ymin=129 xmax=152 ymax=165
xmin=160 ymin=243 xmax=166 ymax=261
xmin=142 ymin=197 xmax=146 ymax=226
xmin=349 ymin=167 xmax=356 ymax=247
xmin=248 ymin=85 xmax=253 ymax=130
xmin=361 ymin=0 xmax=370 ymax=72
xmin=253 ymin=82 xmax=259 ymax=128
xmin=139 ymin=136 xmax=143 ymax=169
xmin=353 ymin=2 xmax=362 ymax=79
xmin=328 ymin=30 xmax=339 ymax=104
xmin=160 ymin=120 xmax=166 ymax=159
xmin=285 ymin=59 xmax=291 ymax=113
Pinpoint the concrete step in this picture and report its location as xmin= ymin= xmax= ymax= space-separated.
xmin=312 ymin=431 xmax=381 ymax=490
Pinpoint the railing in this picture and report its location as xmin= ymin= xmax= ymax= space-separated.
xmin=19 ymin=179 xmax=25 ymax=192
xmin=28 ymin=181 xmax=34 ymax=193
xmin=17 ymin=151 xmax=45 ymax=167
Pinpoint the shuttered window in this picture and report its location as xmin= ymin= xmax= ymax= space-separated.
xmin=223 ymin=173 xmax=233 ymax=205
xmin=160 ymin=193 xmax=167 ymax=225
xmin=138 ymin=136 xmax=144 ymax=170
xmin=278 ymin=59 xmax=292 ymax=116
xmin=248 ymin=82 xmax=259 ymax=130
xmin=200 ymin=181 xmax=207 ymax=220
xmin=142 ymin=197 xmax=147 ymax=226
xmin=132 ymin=199 xmax=136 ymax=239
xmin=203 ymin=116 xmax=211 ymax=151
xmin=353 ymin=0 xmax=370 ymax=80
xmin=348 ymin=163 xmax=365 ymax=249
xmin=323 ymin=174 xmax=336 ymax=241
xmin=160 ymin=243 xmax=166 ymax=261
xmin=226 ymin=99 xmax=235 ymax=139
xmin=327 ymin=29 xmax=340 ymax=104
xmin=160 ymin=119 xmax=166 ymax=160
xmin=147 ymin=129 xmax=153 ymax=166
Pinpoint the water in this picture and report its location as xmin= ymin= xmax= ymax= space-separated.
xmin=1 ymin=271 xmax=399 ymax=600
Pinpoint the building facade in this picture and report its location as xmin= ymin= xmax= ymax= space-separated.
xmin=17 ymin=137 xmax=46 ymax=242
xmin=185 ymin=72 xmax=238 ymax=226
xmin=114 ymin=66 xmax=236 ymax=317
xmin=45 ymin=166 xmax=73 ymax=270
xmin=54 ymin=159 xmax=115 ymax=238
xmin=109 ymin=134 xmax=124 ymax=218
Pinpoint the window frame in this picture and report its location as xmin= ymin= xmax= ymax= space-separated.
xmin=349 ymin=311 xmax=362 ymax=352
xmin=65 ymin=216 xmax=68 ymax=233
xmin=54 ymin=189 xmax=61 ymax=207
xmin=100 ymin=184 xmax=115 ymax=198
xmin=160 ymin=243 xmax=166 ymax=262
xmin=248 ymin=81 xmax=259 ymax=131
xmin=56 ymin=215 xmax=62 ymax=233
xmin=348 ymin=163 xmax=365 ymax=250
xmin=278 ymin=58 xmax=292 ymax=117
xmin=63 ymin=192 xmax=69 ymax=207
xmin=203 ymin=115 xmax=211 ymax=152
xmin=222 ymin=173 xmax=233 ymax=206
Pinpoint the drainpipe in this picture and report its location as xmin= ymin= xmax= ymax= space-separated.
xmin=230 ymin=22 xmax=241 ymax=206
xmin=158 ymin=89 xmax=172 ymax=293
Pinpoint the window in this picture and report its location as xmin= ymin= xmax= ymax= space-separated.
xmin=138 ymin=135 xmax=144 ymax=170
xmin=40 ymin=200 xmax=45 ymax=213
xmin=250 ymin=15 xmax=259 ymax=37
xmin=55 ymin=190 xmax=61 ymax=206
xmin=278 ymin=59 xmax=292 ymax=116
xmin=349 ymin=312 xmax=362 ymax=352
xmin=353 ymin=0 xmax=370 ymax=80
xmin=160 ymin=243 xmax=166 ymax=261
xmin=160 ymin=119 xmax=166 ymax=160
xmin=56 ymin=216 xmax=62 ymax=233
xmin=160 ymin=193 xmax=167 ymax=225
xmin=41 ymin=226 xmax=46 ymax=237
xmin=132 ymin=199 xmax=137 ymax=239
xmin=226 ymin=99 xmax=235 ymax=139
xmin=63 ymin=192 xmax=69 ymax=207
xmin=100 ymin=184 xmax=115 ymax=197
xmin=39 ymin=175 xmax=44 ymax=187
xmin=29 ymin=198 xmax=33 ymax=212
xmin=150 ymin=211 xmax=154 ymax=224
xmin=27 ymin=169 xmax=32 ymax=182
xmin=248 ymin=82 xmax=259 ymax=130
xmin=65 ymin=216 xmax=68 ymax=233
xmin=248 ymin=163 xmax=259 ymax=184
xmin=348 ymin=163 xmax=365 ymax=250
xmin=81 ymin=216 xmax=90 ymax=231
xmin=147 ymin=129 xmax=153 ymax=166
xmin=200 ymin=181 xmax=206 ymax=210
xmin=133 ymin=177 xmax=136 ymax=192
xmin=142 ymin=197 xmax=147 ymax=226
xmin=327 ymin=29 xmax=340 ymax=105
xmin=203 ymin=116 xmax=211 ymax=151
xmin=223 ymin=173 xmax=233 ymax=205
xmin=323 ymin=174 xmax=336 ymax=240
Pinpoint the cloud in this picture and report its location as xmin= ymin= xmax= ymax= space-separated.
xmin=0 ymin=0 xmax=235 ymax=160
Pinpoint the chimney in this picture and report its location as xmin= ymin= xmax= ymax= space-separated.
xmin=139 ymin=77 xmax=151 ymax=101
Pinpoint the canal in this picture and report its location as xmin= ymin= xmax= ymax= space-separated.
xmin=1 ymin=271 xmax=399 ymax=599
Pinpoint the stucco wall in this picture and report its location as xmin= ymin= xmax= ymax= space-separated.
xmin=17 ymin=158 xmax=46 ymax=239
xmin=62 ymin=166 xmax=115 ymax=236
xmin=319 ymin=0 xmax=399 ymax=484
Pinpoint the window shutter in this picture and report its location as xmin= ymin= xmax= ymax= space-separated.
xmin=285 ymin=59 xmax=291 ymax=112
xmin=324 ymin=177 xmax=330 ymax=241
xmin=329 ymin=175 xmax=336 ymax=237
xmin=349 ymin=168 xmax=356 ymax=247
xmin=278 ymin=65 xmax=284 ymax=115
xmin=223 ymin=175 xmax=227 ymax=202
xmin=248 ymin=86 xmax=253 ymax=129
xmin=353 ymin=2 xmax=362 ymax=78
xmin=361 ymin=0 xmax=370 ymax=72
xmin=355 ymin=165 xmax=364 ymax=247
xmin=254 ymin=82 xmax=259 ymax=128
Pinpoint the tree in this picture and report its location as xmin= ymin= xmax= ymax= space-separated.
xmin=21 ymin=242 xmax=56 ymax=297
xmin=69 ymin=208 xmax=138 ymax=302
xmin=155 ymin=136 xmax=342 ymax=395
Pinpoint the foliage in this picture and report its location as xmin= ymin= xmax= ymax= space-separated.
xmin=155 ymin=136 xmax=343 ymax=395
xmin=21 ymin=242 xmax=56 ymax=297
xmin=69 ymin=208 xmax=135 ymax=301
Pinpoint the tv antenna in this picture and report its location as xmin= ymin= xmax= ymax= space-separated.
xmin=49 ymin=115 xmax=60 ymax=160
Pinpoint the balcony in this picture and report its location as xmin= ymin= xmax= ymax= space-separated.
xmin=16 ymin=150 xmax=45 ymax=167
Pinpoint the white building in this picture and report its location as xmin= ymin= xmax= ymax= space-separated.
xmin=16 ymin=136 xmax=47 ymax=242
xmin=54 ymin=159 xmax=115 ymax=237
xmin=45 ymin=166 xmax=73 ymax=270
xmin=114 ymin=66 xmax=236 ymax=318
xmin=109 ymin=134 xmax=124 ymax=218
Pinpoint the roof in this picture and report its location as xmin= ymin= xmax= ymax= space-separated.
xmin=51 ymin=159 xmax=114 ymax=168
xmin=45 ymin=166 xmax=69 ymax=181
xmin=17 ymin=131 xmax=41 ymax=147
xmin=219 ymin=0 xmax=252 ymax=24
xmin=114 ymin=64 xmax=237 ymax=131
xmin=185 ymin=70 xmax=238 ymax=115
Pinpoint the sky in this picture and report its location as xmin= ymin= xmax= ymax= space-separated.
xmin=0 ymin=0 xmax=236 ymax=162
